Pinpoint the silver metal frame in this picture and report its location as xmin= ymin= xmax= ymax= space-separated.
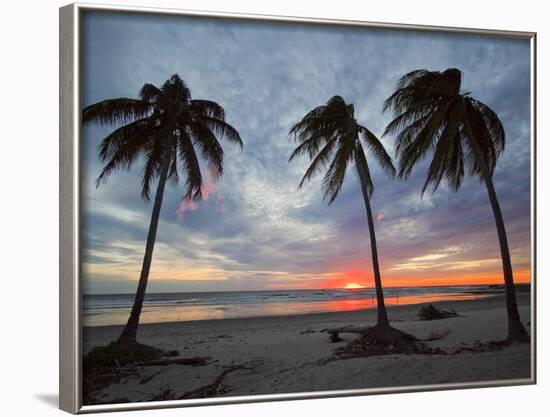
xmin=59 ymin=2 xmax=537 ymax=414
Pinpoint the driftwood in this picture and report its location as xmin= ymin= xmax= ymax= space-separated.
xmin=180 ymin=360 xmax=264 ymax=399
xmin=422 ymin=328 xmax=451 ymax=341
xmin=321 ymin=325 xmax=372 ymax=342
xmin=136 ymin=360 xmax=264 ymax=402
xmin=138 ymin=364 xmax=175 ymax=385
xmin=418 ymin=305 xmax=458 ymax=321
xmin=211 ymin=334 xmax=233 ymax=339
xmin=135 ymin=356 xmax=210 ymax=367
xmin=140 ymin=366 xmax=245 ymax=401
xmin=147 ymin=388 xmax=175 ymax=402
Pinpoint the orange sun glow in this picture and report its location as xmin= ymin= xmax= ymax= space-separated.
xmin=344 ymin=282 xmax=365 ymax=290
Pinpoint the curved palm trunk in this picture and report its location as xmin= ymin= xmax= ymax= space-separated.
xmin=356 ymin=156 xmax=389 ymax=326
xmin=118 ymin=154 xmax=171 ymax=343
xmin=463 ymin=119 xmax=529 ymax=342
xmin=482 ymin=175 xmax=529 ymax=341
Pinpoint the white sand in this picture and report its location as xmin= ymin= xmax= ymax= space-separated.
xmin=83 ymin=293 xmax=532 ymax=404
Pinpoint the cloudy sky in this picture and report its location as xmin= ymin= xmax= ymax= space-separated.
xmin=81 ymin=11 xmax=532 ymax=294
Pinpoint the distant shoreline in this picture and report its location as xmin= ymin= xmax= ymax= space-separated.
xmin=82 ymin=291 xmax=526 ymax=332
xmin=82 ymin=282 xmax=531 ymax=297
xmin=83 ymin=284 xmax=527 ymax=327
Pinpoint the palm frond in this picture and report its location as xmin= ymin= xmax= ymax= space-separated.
xmin=178 ymin=132 xmax=203 ymax=200
xmin=289 ymin=126 xmax=338 ymax=162
xmin=136 ymin=112 xmax=182 ymax=199
xmin=190 ymin=100 xmax=226 ymax=120
xmin=322 ymin=136 xmax=356 ymax=204
xmin=463 ymin=100 xmax=498 ymax=177
xmin=140 ymin=139 xmax=166 ymax=200
xmin=186 ymin=120 xmax=224 ymax=178
xmin=297 ymin=137 xmax=338 ymax=189
xmin=139 ymin=83 xmax=163 ymax=103
xmin=161 ymin=74 xmax=192 ymax=102
xmin=383 ymin=101 xmax=435 ymax=137
xmin=398 ymin=103 xmax=452 ymax=179
xmin=95 ymin=120 xmax=156 ymax=187
xmin=168 ymin=138 xmax=180 ymax=185
xmin=195 ymin=115 xmax=243 ymax=149
xmin=83 ymin=98 xmax=153 ymax=126
xmin=354 ymin=143 xmax=374 ymax=198
xmin=393 ymin=115 xmax=431 ymax=156
xmin=468 ymin=98 xmax=505 ymax=156
xmin=359 ymin=126 xmax=396 ymax=178
xmin=420 ymin=108 xmax=463 ymax=195
xmin=384 ymin=69 xmax=461 ymax=115
xmin=97 ymin=117 xmax=156 ymax=160
xmin=96 ymin=137 xmax=148 ymax=187
xmin=289 ymin=98 xmax=346 ymax=138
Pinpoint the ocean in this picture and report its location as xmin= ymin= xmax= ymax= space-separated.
xmin=82 ymin=285 xmax=497 ymax=327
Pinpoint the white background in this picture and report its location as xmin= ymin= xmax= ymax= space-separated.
xmin=1 ymin=0 xmax=547 ymax=415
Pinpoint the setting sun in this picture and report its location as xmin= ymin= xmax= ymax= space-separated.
xmin=344 ymin=282 xmax=365 ymax=290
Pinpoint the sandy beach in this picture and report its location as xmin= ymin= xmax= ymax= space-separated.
xmin=83 ymin=293 xmax=532 ymax=405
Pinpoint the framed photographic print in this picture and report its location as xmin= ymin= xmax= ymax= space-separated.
xmin=59 ymin=2 xmax=536 ymax=413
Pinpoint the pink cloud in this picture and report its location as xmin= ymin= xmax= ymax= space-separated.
xmin=215 ymin=195 xmax=227 ymax=213
xmin=176 ymin=198 xmax=198 ymax=220
xmin=176 ymin=167 xmax=221 ymax=220
xmin=375 ymin=212 xmax=385 ymax=223
xmin=201 ymin=177 xmax=216 ymax=200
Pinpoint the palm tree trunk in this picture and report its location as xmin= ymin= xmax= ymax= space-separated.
xmin=482 ymin=175 xmax=529 ymax=341
xmin=463 ymin=118 xmax=529 ymax=342
xmin=356 ymin=156 xmax=389 ymax=326
xmin=118 ymin=152 xmax=171 ymax=343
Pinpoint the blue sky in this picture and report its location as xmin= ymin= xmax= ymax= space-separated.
xmin=81 ymin=11 xmax=532 ymax=294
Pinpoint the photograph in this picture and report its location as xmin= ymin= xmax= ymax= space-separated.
xmin=77 ymin=7 xmax=534 ymax=408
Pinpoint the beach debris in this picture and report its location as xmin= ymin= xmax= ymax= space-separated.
xmin=179 ymin=359 xmax=264 ymax=399
xmin=135 ymin=356 xmax=211 ymax=367
xmin=82 ymin=366 xmax=139 ymax=405
xmin=97 ymin=396 xmax=131 ymax=405
xmin=423 ymin=328 xmax=451 ymax=341
xmin=323 ymin=324 xmax=446 ymax=362
xmin=418 ymin=305 xmax=458 ymax=321
xmin=300 ymin=328 xmax=316 ymax=335
xmin=149 ymin=388 xmax=175 ymax=402
xmin=84 ymin=341 xmax=164 ymax=370
xmin=321 ymin=325 xmax=372 ymax=343
xmin=355 ymin=325 xmax=424 ymax=354
xmin=135 ymin=383 xmax=177 ymax=402
xmin=452 ymin=339 xmax=521 ymax=354
xmin=165 ymin=350 xmax=179 ymax=357
xmin=82 ymin=341 xmax=165 ymax=405
xmin=138 ymin=364 xmax=174 ymax=385
xmin=212 ymin=334 xmax=233 ymax=339
xmin=82 ymin=341 xmax=210 ymax=405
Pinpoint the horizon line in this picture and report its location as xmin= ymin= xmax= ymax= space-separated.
xmin=83 ymin=281 xmax=531 ymax=296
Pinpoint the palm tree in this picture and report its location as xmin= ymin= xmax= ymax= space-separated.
xmin=288 ymin=96 xmax=395 ymax=327
xmin=83 ymin=74 xmax=243 ymax=344
xmin=383 ymin=68 xmax=529 ymax=342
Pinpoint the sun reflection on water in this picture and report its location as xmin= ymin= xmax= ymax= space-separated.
xmin=83 ymin=292 xmax=486 ymax=327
